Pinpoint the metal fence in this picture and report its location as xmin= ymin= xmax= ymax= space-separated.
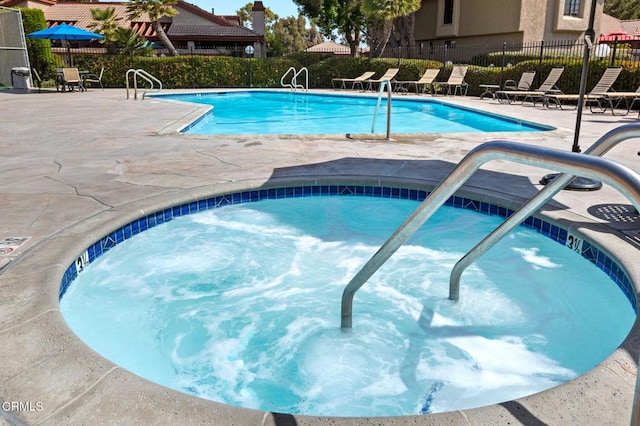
xmin=29 ymin=37 xmax=640 ymax=91
xmin=40 ymin=38 xmax=640 ymax=68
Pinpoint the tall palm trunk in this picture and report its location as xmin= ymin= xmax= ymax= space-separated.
xmin=152 ymin=21 xmax=178 ymax=56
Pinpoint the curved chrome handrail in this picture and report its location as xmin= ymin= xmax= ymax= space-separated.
xmin=292 ymin=67 xmax=308 ymax=92
xmin=125 ymin=68 xmax=162 ymax=100
xmin=449 ymin=123 xmax=640 ymax=300
xmin=280 ymin=67 xmax=309 ymax=91
xmin=341 ymin=138 xmax=640 ymax=329
xmin=280 ymin=67 xmax=296 ymax=89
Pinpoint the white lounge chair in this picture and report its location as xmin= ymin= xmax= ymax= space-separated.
xmin=331 ymin=71 xmax=376 ymax=90
xmin=496 ymin=67 xmax=564 ymax=104
xmin=364 ymin=68 xmax=400 ymax=91
xmin=395 ymin=68 xmax=440 ymax=94
xmin=435 ymin=66 xmax=468 ymax=96
xmin=503 ymin=71 xmax=536 ymax=91
xmin=544 ymin=67 xmax=622 ymax=112
xmin=597 ymin=83 xmax=640 ymax=116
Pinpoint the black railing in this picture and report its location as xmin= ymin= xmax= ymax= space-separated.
xmin=30 ymin=38 xmax=640 ymax=92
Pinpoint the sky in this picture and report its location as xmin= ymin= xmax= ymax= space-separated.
xmin=205 ymin=0 xmax=301 ymax=19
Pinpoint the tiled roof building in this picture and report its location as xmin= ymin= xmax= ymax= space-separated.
xmin=1 ymin=0 xmax=266 ymax=56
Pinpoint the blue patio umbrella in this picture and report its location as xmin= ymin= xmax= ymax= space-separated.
xmin=27 ymin=23 xmax=105 ymax=65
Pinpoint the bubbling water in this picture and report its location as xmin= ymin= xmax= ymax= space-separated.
xmin=60 ymin=196 xmax=635 ymax=417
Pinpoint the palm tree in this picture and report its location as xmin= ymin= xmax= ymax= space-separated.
xmin=126 ymin=0 xmax=179 ymax=56
xmin=115 ymin=27 xmax=150 ymax=56
xmin=361 ymin=0 xmax=421 ymax=57
xmin=88 ymin=7 xmax=122 ymax=53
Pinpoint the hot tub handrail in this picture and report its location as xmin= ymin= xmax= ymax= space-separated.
xmin=341 ymin=138 xmax=640 ymax=329
xmin=449 ymin=123 xmax=640 ymax=301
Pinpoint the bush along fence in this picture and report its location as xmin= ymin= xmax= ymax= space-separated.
xmin=30 ymin=38 xmax=640 ymax=96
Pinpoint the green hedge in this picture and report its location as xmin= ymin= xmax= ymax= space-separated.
xmin=21 ymin=8 xmax=60 ymax=79
xmin=64 ymin=53 xmax=640 ymax=94
xmin=70 ymin=54 xmax=445 ymax=90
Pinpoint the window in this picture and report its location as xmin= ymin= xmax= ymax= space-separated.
xmin=443 ymin=0 xmax=454 ymax=24
xmin=564 ymin=0 xmax=580 ymax=16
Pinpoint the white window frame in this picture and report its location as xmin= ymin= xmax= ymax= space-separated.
xmin=564 ymin=0 xmax=582 ymax=17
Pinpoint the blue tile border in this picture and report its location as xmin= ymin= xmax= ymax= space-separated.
xmin=59 ymin=185 xmax=636 ymax=312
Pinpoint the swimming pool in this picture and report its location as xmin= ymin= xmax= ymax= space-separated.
xmin=153 ymin=91 xmax=554 ymax=135
xmin=59 ymin=185 xmax=635 ymax=417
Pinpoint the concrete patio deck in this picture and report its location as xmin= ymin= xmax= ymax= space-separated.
xmin=1 ymin=86 xmax=640 ymax=425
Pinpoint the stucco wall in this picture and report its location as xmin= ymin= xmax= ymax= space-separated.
xmin=414 ymin=0 xmax=438 ymax=41
xmin=172 ymin=6 xmax=220 ymax=26
xmin=458 ymin=0 xmax=521 ymax=36
xmin=414 ymin=0 xmax=602 ymax=44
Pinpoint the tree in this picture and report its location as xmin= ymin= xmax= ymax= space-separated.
xmin=88 ymin=7 xmax=121 ymax=53
xmin=270 ymin=15 xmax=308 ymax=55
xmin=306 ymin=23 xmax=324 ymax=47
xmin=604 ymin=0 xmax=640 ymax=20
xmin=237 ymin=2 xmax=320 ymax=56
xmin=114 ymin=28 xmax=151 ymax=56
xmin=237 ymin=2 xmax=279 ymax=30
xmin=294 ymin=0 xmax=367 ymax=56
xmin=126 ymin=0 xmax=179 ymax=56
xmin=361 ymin=0 xmax=421 ymax=57
xmin=21 ymin=8 xmax=55 ymax=76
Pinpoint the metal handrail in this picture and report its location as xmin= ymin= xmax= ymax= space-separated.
xmin=280 ymin=67 xmax=296 ymax=89
xmin=340 ymin=139 xmax=640 ymax=329
xmin=293 ymin=67 xmax=308 ymax=91
xmin=126 ymin=68 xmax=162 ymax=100
xmin=280 ymin=67 xmax=308 ymax=91
xmin=449 ymin=123 xmax=640 ymax=300
xmin=371 ymin=80 xmax=392 ymax=140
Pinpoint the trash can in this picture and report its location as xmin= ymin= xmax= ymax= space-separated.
xmin=11 ymin=67 xmax=31 ymax=90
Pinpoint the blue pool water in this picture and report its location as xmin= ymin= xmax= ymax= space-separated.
xmin=153 ymin=91 xmax=554 ymax=135
xmin=59 ymin=195 xmax=634 ymax=417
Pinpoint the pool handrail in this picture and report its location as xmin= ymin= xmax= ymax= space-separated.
xmin=449 ymin=123 xmax=640 ymax=301
xmin=372 ymin=79 xmax=392 ymax=140
xmin=293 ymin=67 xmax=308 ymax=92
xmin=280 ymin=67 xmax=296 ymax=89
xmin=280 ymin=67 xmax=308 ymax=91
xmin=340 ymin=137 xmax=640 ymax=329
xmin=125 ymin=68 xmax=162 ymax=100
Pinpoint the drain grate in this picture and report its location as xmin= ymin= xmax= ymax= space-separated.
xmin=588 ymin=204 xmax=640 ymax=224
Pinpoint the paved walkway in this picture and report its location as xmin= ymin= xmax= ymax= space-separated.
xmin=1 ymin=87 xmax=639 ymax=425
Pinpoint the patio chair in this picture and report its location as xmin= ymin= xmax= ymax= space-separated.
xmin=596 ymin=83 xmax=640 ymax=116
xmin=60 ymin=67 xmax=85 ymax=92
xmin=395 ymin=68 xmax=440 ymax=94
xmin=331 ymin=71 xmax=376 ymax=90
xmin=480 ymin=71 xmax=535 ymax=100
xmin=544 ymin=67 xmax=622 ymax=112
xmin=82 ymin=67 xmax=104 ymax=90
xmin=31 ymin=68 xmax=56 ymax=92
xmin=364 ymin=68 xmax=400 ymax=91
xmin=495 ymin=67 xmax=564 ymax=104
xmin=434 ymin=66 xmax=468 ymax=96
xmin=503 ymin=71 xmax=536 ymax=91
